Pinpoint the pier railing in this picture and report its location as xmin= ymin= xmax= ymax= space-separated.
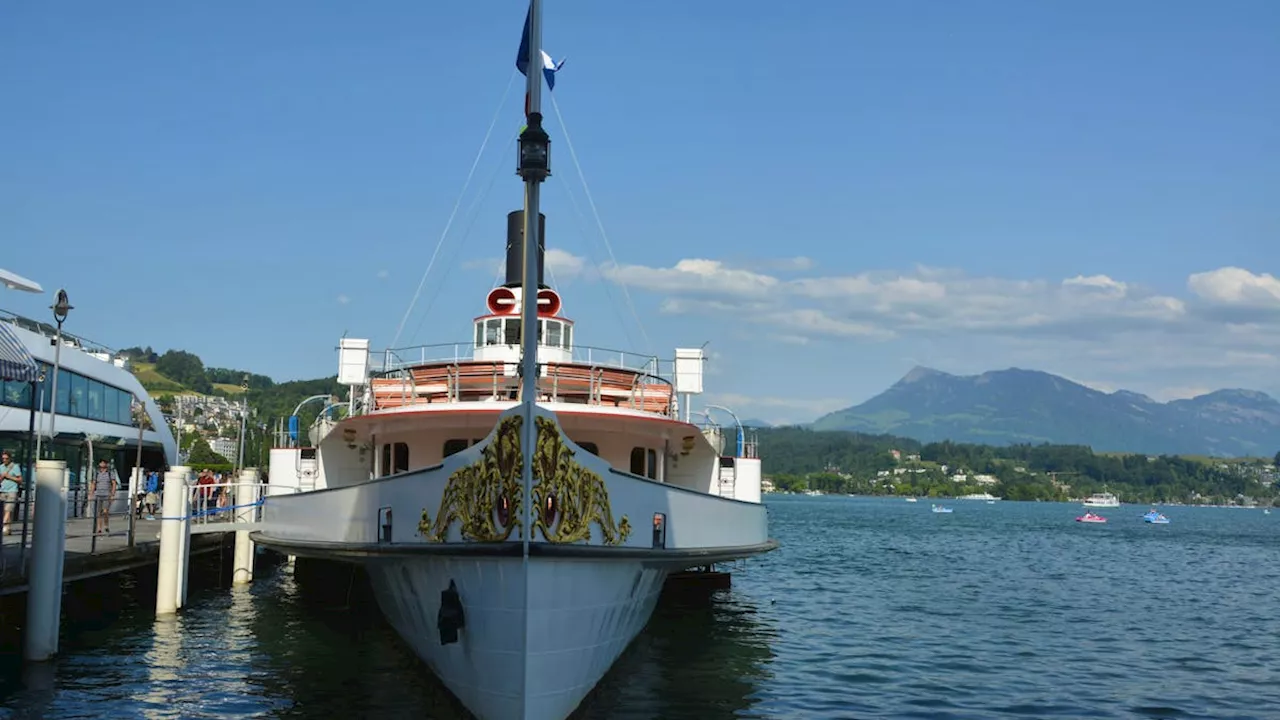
xmin=0 ymin=481 xmax=275 ymax=582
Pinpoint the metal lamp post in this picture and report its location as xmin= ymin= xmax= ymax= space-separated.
xmin=236 ymin=375 xmax=249 ymax=473
xmin=35 ymin=289 xmax=72 ymax=461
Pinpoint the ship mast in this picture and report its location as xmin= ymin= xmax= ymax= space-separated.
xmin=516 ymin=0 xmax=550 ymax=559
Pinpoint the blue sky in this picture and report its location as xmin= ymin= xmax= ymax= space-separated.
xmin=2 ymin=0 xmax=1277 ymax=424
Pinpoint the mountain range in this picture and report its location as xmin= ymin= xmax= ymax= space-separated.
xmin=811 ymin=367 xmax=1280 ymax=458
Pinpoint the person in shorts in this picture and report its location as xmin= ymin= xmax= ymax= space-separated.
xmin=0 ymin=450 xmax=21 ymax=536
xmin=92 ymin=460 xmax=119 ymax=535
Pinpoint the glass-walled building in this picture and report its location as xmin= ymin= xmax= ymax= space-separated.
xmin=0 ymin=311 xmax=176 ymax=504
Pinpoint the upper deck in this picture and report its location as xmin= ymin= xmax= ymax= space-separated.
xmin=364 ymin=342 xmax=677 ymax=418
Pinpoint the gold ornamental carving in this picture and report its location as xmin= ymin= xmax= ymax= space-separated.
xmin=532 ymin=416 xmax=632 ymax=545
xmin=419 ymin=415 xmax=524 ymax=543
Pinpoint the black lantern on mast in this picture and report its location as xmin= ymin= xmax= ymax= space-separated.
xmin=517 ymin=112 xmax=551 ymax=182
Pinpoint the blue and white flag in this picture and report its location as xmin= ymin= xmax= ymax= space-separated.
xmin=515 ymin=3 xmax=565 ymax=91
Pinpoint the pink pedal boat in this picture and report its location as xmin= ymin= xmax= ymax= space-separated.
xmin=1076 ymin=512 xmax=1108 ymax=523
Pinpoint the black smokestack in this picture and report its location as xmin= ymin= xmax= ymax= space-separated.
xmin=504 ymin=210 xmax=547 ymax=289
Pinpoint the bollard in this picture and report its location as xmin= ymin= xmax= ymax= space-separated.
xmin=155 ymin=466 xmax=191 ymax=616
xmin=232 ymin=468 xmax=260 ymax=585
xmin=25 ymin=460 xmax=68 ymax=662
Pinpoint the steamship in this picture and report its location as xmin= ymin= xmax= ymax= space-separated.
xmin=251 ymin=3 xmax=777 ymax=718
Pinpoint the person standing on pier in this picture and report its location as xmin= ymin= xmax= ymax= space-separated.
xmin=0 ymin=450 xmax=21 ymax=536
xmin=93 ymin=460 xmax=119 ymax=535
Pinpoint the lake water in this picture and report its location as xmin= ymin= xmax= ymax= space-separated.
xmin=2 ymin=496 xmax=1278 ymax=719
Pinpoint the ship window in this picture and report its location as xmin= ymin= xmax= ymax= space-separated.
xmin=443 ymin=439 xmax=469 ymax=458
xmin=485 ymin=319 xmax=502 ymax=346
xmin=119 ymin=392 xmax=133 ymax=426
xmin=504 ymin=319 xmax=521 ymax=345
xmin=381 ymin=444 xmax=391 ymax=477
xmin=563 ymin=325 xmax=572 ymax=350
xmin=646 ymin=449 xmax=657 ymax=480
xmin=546 ymin=321 xmax=562 ymax=348
xmin=630 ymin=447 xmax=645 ymax=475
xmin=578 ymin=441 xmax=598 ymax=456
xmin=474 ymin=323 xmax=484 ymax=348
xmin=537 ymin=320 xmax=544 ymax=344
xmin=393 ymin=442 xmax=409 ymax=473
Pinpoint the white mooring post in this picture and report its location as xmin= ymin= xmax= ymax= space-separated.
xmin=232 ymin=468 xmax=260 ymax=585
xmin=156 ymin=466 xmax=192 ymax=616
xmin=25 ymin=459 xmax=69 ymax=662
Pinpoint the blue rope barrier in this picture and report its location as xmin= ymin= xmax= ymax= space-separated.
xmin=158 ymin=498 xmax=265 ymax=522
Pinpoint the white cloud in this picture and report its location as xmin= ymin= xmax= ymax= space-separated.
xmin=601 ymin=257 xmax=1280 ymax=400
xmin=602 ymin=258 xmax=778 ymax=297
xmin=1188 ymin=267 xmax=1280 ymax=307
xmin=545 ymin=248 xmax=586 ymax=279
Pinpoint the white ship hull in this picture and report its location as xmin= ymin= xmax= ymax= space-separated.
xmin=367 ymin=556 xmax=668 ymax=720
xmin=255 ymin=405 xmax=775 ymax=720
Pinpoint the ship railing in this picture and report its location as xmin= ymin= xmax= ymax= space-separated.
xmin=376 ymin=342 xmax=665 ymax=378
xmin=364 ymin=358 xmax=677 ymax=418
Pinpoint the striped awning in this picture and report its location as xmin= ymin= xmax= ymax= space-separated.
xmin=0 ymin=321 xmax=39 ymax=382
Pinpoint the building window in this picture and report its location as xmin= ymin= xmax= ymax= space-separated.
xmin=55 ymin=368 xmax=70 ymax=415
xmin=393 ymin=442 xmax=409 ymax=473
xmin=118 ymin=391 xmax=133 ymax=426
xmin=0 ymin=364 xmax=134 ymax=427
xmin=630 ymin=447 xmax=645 ymax=476
xmin=381 ymin=444 xmax=392 ymax=477
xmin=87 ymin=380 xmax=105 ymax=421
xmin=646 ymin=449 xmax=657 ymax=480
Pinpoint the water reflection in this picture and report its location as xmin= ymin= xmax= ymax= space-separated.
xmin=578 ymin=591 xmax=778 ymax=719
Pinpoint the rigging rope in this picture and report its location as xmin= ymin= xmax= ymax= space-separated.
xmin=548 ymin=93 xmax=653 ymax=356
xmin=409 ymin=140 xmax=513 ymax=344
xmin=391 ymin=70 xmax=518 ymax=349
xmin=408 ymin=134 xmax=517 ymax=344
xmin=554 ymin=173 xmax=639 ymax=351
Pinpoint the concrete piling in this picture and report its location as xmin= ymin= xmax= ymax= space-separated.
xmin=155 ymin=466 xmax=191 ymax=616
xmin=24 ymin=459 xmax=69 ymax=662
xmin=232 ymin=468 xmax=260 ymax=585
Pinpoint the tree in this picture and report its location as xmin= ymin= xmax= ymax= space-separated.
xmin=155 ymin=350 xmax=212 ymax=393
xmin=187 ymin=437 xmax=229 ymax=465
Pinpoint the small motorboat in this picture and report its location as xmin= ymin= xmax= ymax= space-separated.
xmin=1265 ymin=509 xmax=1272 ymax=515
xmin=1142 ymin=509 xmax=1170 ymax=524
xmin=931 ymin=504 xmax=953 ymax=514
xmin=1076 ymin=512 xmax=1107 ymax=523
xmin=905 ymin=497 xmax=918 ymax=503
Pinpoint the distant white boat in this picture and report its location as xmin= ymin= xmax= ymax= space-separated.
xmin=905 ymin=497 xmax=918 ymax=503
xmin=1083 ymin=491 xmax=1121 ymax=508
xmin=959 ymin=492 xmax=1001 ymax=501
